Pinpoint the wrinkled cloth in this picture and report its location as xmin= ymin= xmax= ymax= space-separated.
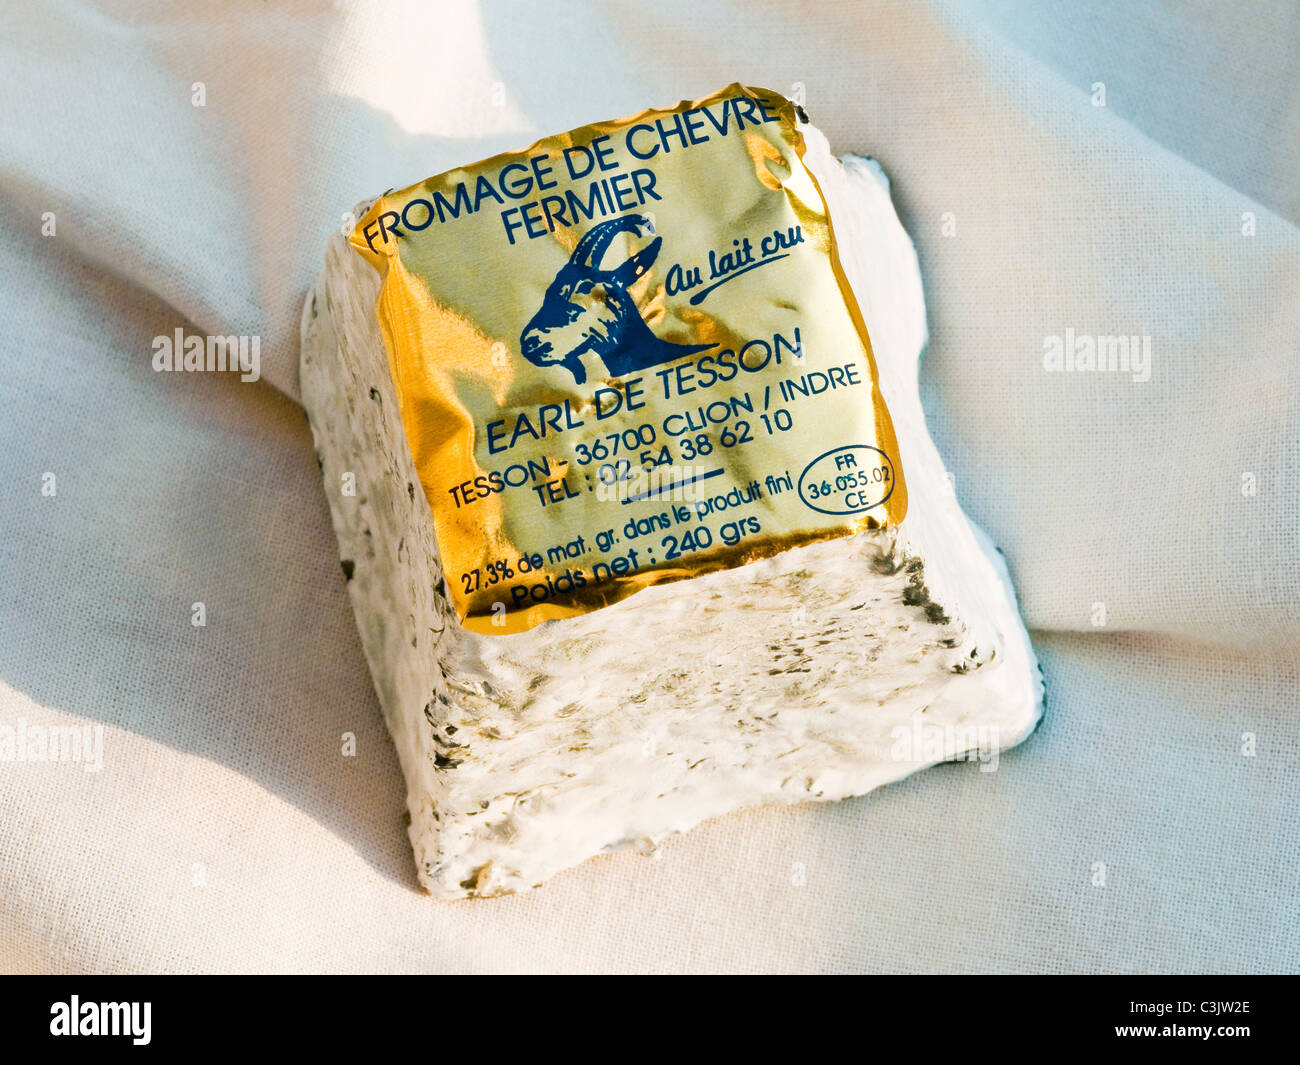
xmin=0 ymin=0 xmax=1296 ymax=973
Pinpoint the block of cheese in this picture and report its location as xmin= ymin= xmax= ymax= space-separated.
xmin=300 ymin=86 xmax=1043 ymax=897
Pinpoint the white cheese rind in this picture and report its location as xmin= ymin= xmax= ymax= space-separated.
xmin=300 ymin=127 xmax=1043 ymax=898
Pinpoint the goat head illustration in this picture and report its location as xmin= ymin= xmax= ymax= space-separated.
xmin=520 ymin=214 xmax=713 ymax=385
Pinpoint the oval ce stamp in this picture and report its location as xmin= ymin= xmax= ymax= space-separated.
xmin=797 ymin=444 xmax=896 ymax=516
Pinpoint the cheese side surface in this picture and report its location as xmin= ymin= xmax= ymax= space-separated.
xmin=300 ymin=85 xmax=1043 ymax=897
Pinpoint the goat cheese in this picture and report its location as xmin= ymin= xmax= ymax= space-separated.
xmin=300 ymin=85 xmax=1043 ymax=897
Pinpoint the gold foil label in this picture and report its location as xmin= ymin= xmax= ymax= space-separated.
xmin=350 ymin=84 xmax=907 ymax=634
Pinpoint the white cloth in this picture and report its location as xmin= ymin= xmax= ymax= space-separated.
xmin=0 ymin=0 xmax=1296 ymax=973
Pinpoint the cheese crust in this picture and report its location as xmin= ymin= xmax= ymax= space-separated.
xmin=300 ymin=124 xmax=1043 ymax=897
